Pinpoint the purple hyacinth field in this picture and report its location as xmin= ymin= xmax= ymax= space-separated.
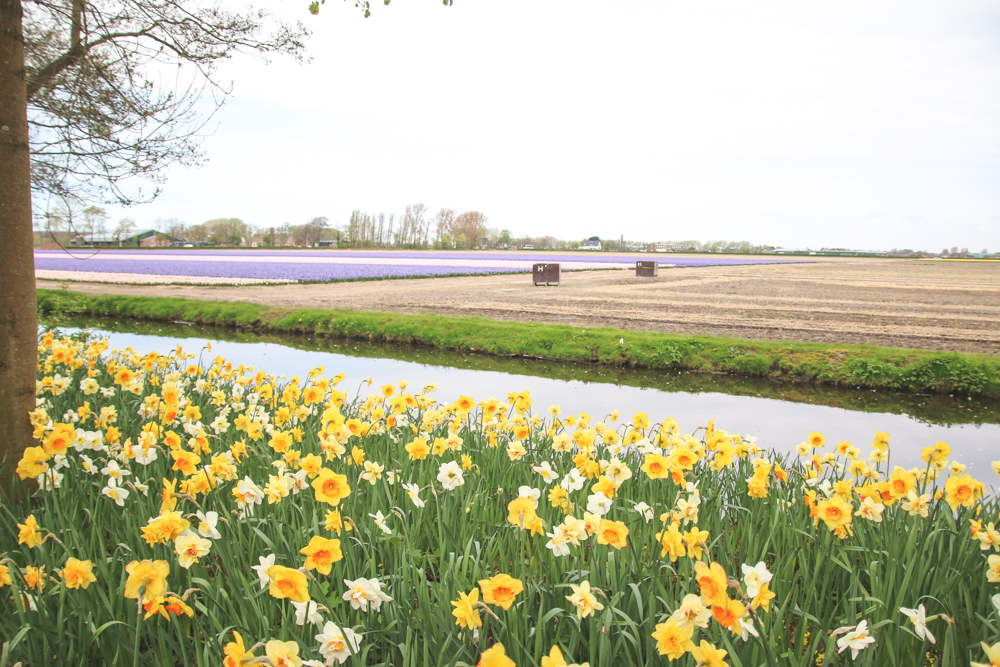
xmin=34 ymin=249 xmax=802 ymax=284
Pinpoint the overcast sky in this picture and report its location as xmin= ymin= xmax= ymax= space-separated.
xmin=99 ymin=0 xmax=999 ymax=251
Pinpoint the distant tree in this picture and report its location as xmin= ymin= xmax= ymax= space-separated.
xmin=114 ymin=217 xmax=137 ymax=245
xmin=162 ymin=217 xmax=188 ymax=239
xmin=500 ymin=229 xmax=512 ymax=248
xmin=304 ymin=216 xmax=330 ymax=246
xmin=433 ymin=208 xmax=457 ymax=247
xmin=454 ymin=211 xmax=488 ymax=248
xmin=82 ymin=206 xmax=108 ymax=236
xmin=400 ymin=203 xmax=428 ymax=247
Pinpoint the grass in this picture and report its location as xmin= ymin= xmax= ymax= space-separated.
xmin=37 ymin=289 xmax=1000 ymax=399
xmin=1 ymin=331 xmax=998 ymax=666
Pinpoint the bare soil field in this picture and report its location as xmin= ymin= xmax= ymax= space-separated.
xmin=40 ymin=257 xmax=1000 ymax=354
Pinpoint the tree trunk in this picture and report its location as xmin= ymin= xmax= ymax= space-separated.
xmin=0 ymin=0 xmax=37 ymax=491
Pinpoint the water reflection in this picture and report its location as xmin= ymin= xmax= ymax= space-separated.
xmin=48 ymin=318 xmax=1000 ymax=482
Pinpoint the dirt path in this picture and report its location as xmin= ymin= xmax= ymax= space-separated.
xmin=40 ymin=258 xmax=1000 ymax=354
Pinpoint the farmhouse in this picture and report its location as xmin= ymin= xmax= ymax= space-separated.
xmin=581 ymin=238 xmax=602 ymax=251
xmin=71 ymin=229 xmax=181 ymax=247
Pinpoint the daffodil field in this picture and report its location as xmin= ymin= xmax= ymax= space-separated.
xmin=2 ymin=332 xmax=1000 ymax=667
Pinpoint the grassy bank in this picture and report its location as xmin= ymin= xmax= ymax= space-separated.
xmin=38 ymin=288 xmax=1000 ymax=398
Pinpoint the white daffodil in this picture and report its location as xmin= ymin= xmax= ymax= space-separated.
xmin=634 ymin=501 xmax=654 ymax=523
xmin=315 ymin=621 xmax=362 ymax=664
xmin=291 ymin=599 xmax=325 ymax=627
xmin=251 ymin=554 xmax=276 ymax=590
xmin=436 ymin=461 xmax=464 ymax=490
xmin=196 ymin=511 xmax=222 ymax=540
xmin=532 ymin=461 xmax=559 ymax=484
xmin=899 ymin=605 xmax=936 ymax=644
xmin=135 ymin=446 xmax=158 ymax=466
xmin=369 ymin=511 xmax=392 ymax=535
xmin=342 ymin=577 xmax=392 ymax=612
xmin=835 ymin=620 xmax=876 ymax=659
xmin=518 ymin=486 xmax=541 ymax=500
xmin=402 ymin=483 xmax=425 ymax=508
xmin=100 ymin=460 xmax=130 ymax=480
xmin=736 ymin=616 xmax=760 ymax=641
xmin=560 ymin=469 xmax=586 ymax=492
xmin=38 ymin=468 xmax=64 ymax=491
xmin=102 ymin=477 xmax=129 ymax=506
xmin=586 ymin=492 xmax=612 ymax=517
xmin=741 ymin=561 xmax=773 ymax=598
xmin=80 ymin=455 xmax=100 ymax=475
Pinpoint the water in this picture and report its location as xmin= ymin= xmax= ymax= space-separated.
xmin=47 ymin=318 xmax=1000 ymax=483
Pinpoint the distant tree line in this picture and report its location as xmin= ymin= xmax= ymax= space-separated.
xmin=340 ymin=205 xmax=509 ymax=250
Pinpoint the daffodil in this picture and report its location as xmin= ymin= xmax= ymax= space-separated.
xmin=175 ymin=532 xmax=212 ymax=569
xmin=291 ymin=599 xmax=324 ymax=627
xmin=264 ymin=639 xmax=302 ymax=667
xmin=479 ymin=643 xmax=516 ymax=667
xmin=694 ymin=561 xmax=729 ymax=608
xmin=972 ymin=641 xmax=1000 ymax=667
xmin=312 ymin=468 xmax=351 ymax=506
xmin=671 ymin=593 xmax=711 ymax=630
xmin=596 ymin=519 xmax=629 ymax=549
xmin=124 ymin=559 xmax=169 ymax=603
xmin=300 ymin=535 xmax=343 ymax=575
xmin=252 ymin=554 xmax=276 ymax=589
xmin=61 ymin=557 xmax=97 ymax=590
xmin=478 ymin=573 xmax=523 ymax=610
xmin=222 ymin=631 xmax=254 ymax=667
xmin=17 ymin=515 xmax=43 ymax=548
xmin=899 ymin=604 xmax=936 ymax=644
xmin=451 ymin=588 xmax=482 ymax=629
xmin=651 ymin=618 xmax=693 ymax=658
xmin=565 ymin=580 xmax=604 ymax=619
xmin=268 ymin=565 xmax=310 ymax=602
xmin=315 ymin=621 xmax=362 ymax=664
xmin=741 ymin=561 xmax=773 ymax=598
xmin=835 ymin=620 xmax=876 ymax=660
xmin=689 ymin=640 xmax=728 ymax=667
xmin=402 ymin=483 xmax=425 ymax=508
xmin=369 ymin=510 xmax=392 ymax=535
xmin=342 ymin=577 xmax=391 ymax=612
xmin=437 ymin=461 xmax=465 ymax=490
xmin=986 ymin=554 xmax=1000 ymax=583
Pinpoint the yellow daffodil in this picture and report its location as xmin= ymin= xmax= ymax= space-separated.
xmin=651 ymin=618 xmax=694 ymax=659
xmin=267 ymin=565 xmax=310 ymax=602
xmin=478 ymin=574 xmax=523 ymax=611
xmin=61 ymin=558 xmax=96 ymax=590
xmin=451 ymin=588 xmax=482 ymax=629
xmin=478 ymin=643 xmax=515 ymax=667
xmin=17 ymin=515 xmax=43 ymax=549
xmin=124 ymin=560 xmax=170 ymax=603
xmin=300 ymin=536 xmax=343 ymax=575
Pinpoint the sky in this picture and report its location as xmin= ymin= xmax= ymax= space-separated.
xmin=99 ymin=0 xmax=1000 ymax=251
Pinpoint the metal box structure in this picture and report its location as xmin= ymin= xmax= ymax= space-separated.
xmin=636 ymin=260 xmax=659 ymax=277
xmin=532 ymin=262 xmax=561 ymax=286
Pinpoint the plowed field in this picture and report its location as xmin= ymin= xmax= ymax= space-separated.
xmin=41 ymin=256 xmax=1000 ymax=354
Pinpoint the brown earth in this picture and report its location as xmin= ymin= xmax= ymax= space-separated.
xmin=39 ymin=257 xmax=1000 ymax=354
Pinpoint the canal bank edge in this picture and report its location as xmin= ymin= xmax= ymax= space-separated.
xmin=37 ymin=288 xmax=1000 ymax=399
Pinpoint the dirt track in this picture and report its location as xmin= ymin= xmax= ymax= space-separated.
xmin=40 ymin=257 xmax=1000 ymax=354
